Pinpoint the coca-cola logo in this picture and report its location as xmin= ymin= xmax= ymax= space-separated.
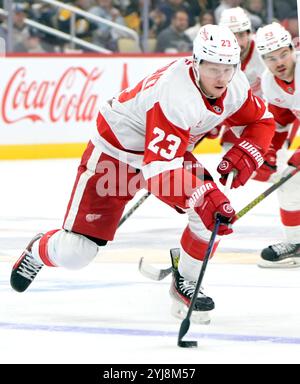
xmin=1 ymin=66 xmax=102 ymax=124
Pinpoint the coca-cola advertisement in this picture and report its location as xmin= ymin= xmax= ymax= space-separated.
xmin=0 ymin=56 xmax=175 ymax=147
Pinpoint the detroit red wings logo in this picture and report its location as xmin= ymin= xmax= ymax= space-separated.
xmin=200 ymin=27 xmax=209 ymax=41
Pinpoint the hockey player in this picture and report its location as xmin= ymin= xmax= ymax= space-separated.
xmin=219 ymin=6 xmax=265 ymax=97
xmin=254 ymin=22 xmax=300 ymax=267
xmin=10 ymin=25 xmax=275 ymax=323
xmin=218 ymin=6 xmax=267 ymax=149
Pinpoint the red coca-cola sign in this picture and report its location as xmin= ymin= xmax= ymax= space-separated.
xmin=1 ymin=66 xmax=102 ymax=124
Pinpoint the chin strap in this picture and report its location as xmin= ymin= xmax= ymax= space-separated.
xmin=198 ymin=83 xmax=216 ymax=99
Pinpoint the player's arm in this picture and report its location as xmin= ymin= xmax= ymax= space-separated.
xmin=268 ymin=103 xmax=297 ymax=149
xmin=217 ymin=90 xmax=276 ymax=188
xmin=142 ymin=103 xmax=235 ymax=236
xmin=253 ymin=103 xmax=297 ymax=181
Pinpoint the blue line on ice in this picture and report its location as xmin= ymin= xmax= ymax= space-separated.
xmin=0 ymin=322 xmax=299 ymax=345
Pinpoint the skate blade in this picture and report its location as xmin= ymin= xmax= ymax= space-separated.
xmin=257 ymin=257 xmax=300 ymax=269
xmin=171 ymin=300 xmax=211 ymax=325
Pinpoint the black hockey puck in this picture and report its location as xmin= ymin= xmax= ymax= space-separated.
xmin=178 ymin=340 xmax=198 ymax=348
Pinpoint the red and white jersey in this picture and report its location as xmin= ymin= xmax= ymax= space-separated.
xmin=93 ymin=57 xmax=274 ymax=182
xmin=241 ymin=39 xmax=266 ymax=97
xmin=261 ymin=53 xmax=300 ymax=150
xmin=261 ymin=53 xmax=300 ymax=124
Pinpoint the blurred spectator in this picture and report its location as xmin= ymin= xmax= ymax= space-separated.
xmin=185 ymin=10 xmax=215 ymax=41
xmin=149 ymin=6 xmax=168 ymax=37
xmin=113 ymin=0 xmax=131 ymax=14
xmin=123 ymin=0 xmax=155 ymax=34
xmin=188 ymin=0 xmax=202 ymax=20
xmin=11 ymin=2 xmax=31 ymax=50
xmin=274 ymin=0 xmax=297 ymax=21
xmin=14 ymin=27 xmax=46 ymax=52
xmin=31 ymin=3 xmax=61 ymax=52
xmin=155 ymin=9 xmax=192 ymax=52
xmin=281 ymin=9 xmax=299 ymax=39
xmin=214 ymin=0 xmax=243 ymax=23
xmin=158 ymin=0 xmax=194 ymax=27
xmin=200 ymin=10 xmax=215 ymax=25
xmin=197 ymin=0 xmax=220 ymax=12
xmin=244 ymin=0 xmax=266 ymax=30
xmin=89 ymin=0 xmax=126 ymax=51
xmin=56 ymin=0 xmax=96 ymax=47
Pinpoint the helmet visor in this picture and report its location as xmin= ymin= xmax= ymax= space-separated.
xmin=199 ymin=61 xmax=236 ymax=81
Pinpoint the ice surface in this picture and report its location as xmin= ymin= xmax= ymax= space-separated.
xmin=1 ymin=155 xmax=300 ymax=364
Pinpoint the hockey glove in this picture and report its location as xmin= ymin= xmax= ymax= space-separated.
xmin=288 ymin=148 xmax=300 ymax=168
xmin=189 ymin=181 xmax=235 ymax=236
xmin=252 ymin=144 xmax=277 ymax=182
xmin=217 ymin=139 xmax=264 ymax=188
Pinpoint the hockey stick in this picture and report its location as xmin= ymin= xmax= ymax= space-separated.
xmin=139 ymin=165 xmax=300 ymax=280
xmin=178 ymin=216 xmax=221 ymax=348
xmin=118 ymin=191 xmax=150 ymax=228
xmin=178 ymin=173 xmax=234 ymax=348
xmin=234 ymin=165 xmax=300 ymax=220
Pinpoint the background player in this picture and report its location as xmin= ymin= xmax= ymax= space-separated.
xmin=255 ymin=22 xmax=300 ymax=267
xmin=218 ymin=6 xmax=267 ymax=149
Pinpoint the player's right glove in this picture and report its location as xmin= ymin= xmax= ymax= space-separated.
xmin=217 ymin=139 xmax=264 ymax=188
xmin=189 ymin=181 xmax=235 ymax=236
xmin=252 ymin=144 xmax=277 ymax=182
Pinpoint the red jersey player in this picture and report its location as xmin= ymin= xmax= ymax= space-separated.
xmin=255 ymin=22 xmax=300 ymax=268
xmin=10 ymin=25 xmax=275 ymax=323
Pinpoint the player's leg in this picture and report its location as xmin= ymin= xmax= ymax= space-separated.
xmin=11 ymin=142 xmax=140 ymax=291
xmin=259 ymin=168 xmax=300 ymax=268
xmin=154 ymin=152 xmax=220 ymax=323
xmin=169 ymin=208 xmax=220 ymax=324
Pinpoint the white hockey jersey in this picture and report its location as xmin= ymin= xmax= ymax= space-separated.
xmin=93 ymin=57 xmax=274 ymax=182
xmin=261 ymin=53 xmax=300 ymax=123
xmin=242 ymin=39 xmax=266 ymax=97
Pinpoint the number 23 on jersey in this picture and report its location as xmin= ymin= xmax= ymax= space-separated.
xmin=148 ymin=127 xmax=181 ymax=160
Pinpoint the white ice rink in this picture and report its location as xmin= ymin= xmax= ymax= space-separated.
xmin=1 ymin=155 xmax=300 ymax=364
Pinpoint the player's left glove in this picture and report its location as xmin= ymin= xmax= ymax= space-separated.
xmin=217 ymin=139 xmax=264 ymax=188
xmin=252 ymin=144 xmax=277 ymax=182
xmin=288 ymin=148 xmax=300 ymax=167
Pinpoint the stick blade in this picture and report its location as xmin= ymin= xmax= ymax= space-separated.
xmin=138 ymin=257 xmax=172 ymax=281
xmin=177 ymin=318 xmax=197 ymax=348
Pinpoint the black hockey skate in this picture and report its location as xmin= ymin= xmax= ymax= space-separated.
xmin=258 ymin=242 xmax=300 ymax=268
xmin=169 ymin=248 xmax=214 ymax=324
xmin=10 ymin=233 xmax=44 ymax=292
